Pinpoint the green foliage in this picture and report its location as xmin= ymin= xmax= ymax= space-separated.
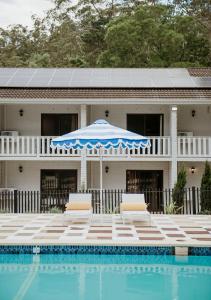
xmin=172 ymin=166 xmax=187 ymax=209
xmin=0 ymin=1 xmax=210 ymax=67
xmin=49 ymin=206 xmax=63 ymax=213
xmin=164 ymin=201 xmax=183 ymax=214
xmin=200 ymin=161 xmax=211 ymax=211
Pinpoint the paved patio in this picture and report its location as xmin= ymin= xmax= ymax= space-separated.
xmin=0 ymin=214 xmax=211 ymax=246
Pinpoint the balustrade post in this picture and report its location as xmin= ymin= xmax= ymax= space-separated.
xmin=80 ymin=105 xmax=87 ymax=189
xmin=14 ymin=190 xmax=18 ymax=213
xmin=169 ymin=106 xmax=178 ymax=188
xmin=192 ymin=186 xmax=196 ymax=214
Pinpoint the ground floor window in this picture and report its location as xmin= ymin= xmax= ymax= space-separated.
xmin=41 ymin=169 xmax=77 ymax=192
xmin=40 ymin=169 xmax=77 ymax=212
xmin=126 ymin=170 xmax=163 ymax=212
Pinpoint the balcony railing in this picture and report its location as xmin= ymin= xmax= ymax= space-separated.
xmin=178 ymin=136 xmax=211 ymax=157
xmin=1 ymin=136 xmax=211 ymax=159
xmin=0 ymin=136 xmax=171 ymax=158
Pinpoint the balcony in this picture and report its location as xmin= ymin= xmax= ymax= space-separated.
xmin=0 ymin=136 xmax=171 ymax=160
xmin=0 ymin=136 xmax=211 ymax=161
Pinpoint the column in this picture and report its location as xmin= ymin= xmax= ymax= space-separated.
xmin=80 ymin=105 xmax=87 ymax=190
xmin=170 ymin=106 xmax=178 ymax=188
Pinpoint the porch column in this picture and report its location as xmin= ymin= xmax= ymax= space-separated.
xmin=170 ymin=106 xmax=178 ymax=188
xmin=80 ymin=105 xmax=87 ymax=190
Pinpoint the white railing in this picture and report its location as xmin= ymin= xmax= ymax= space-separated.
xmin=178 ymin=137 xmax=211 ymax=157
xmin=0 ymin=136 xmax=171 ymax=158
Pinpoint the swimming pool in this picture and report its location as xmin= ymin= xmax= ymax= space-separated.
xmin=0 ymin=254 xmax=210 ymax=300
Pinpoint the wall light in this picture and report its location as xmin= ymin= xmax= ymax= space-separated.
xmin=191 ymin=110 xmax=196 ymax=118
xmin=19 ymin=166 xmax=23 ymax=173
xmin=191 ymin=166 xmax=196 ymax=174
xmin=19 ymin=109 xmax=24 ymax=117
xmin=105 ymin=166 xmax=109 ymax=173
xmin=105 ymin=110 xmax=109 ymax=118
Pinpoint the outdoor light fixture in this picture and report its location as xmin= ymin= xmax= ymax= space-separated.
xmin=191 ymin=166 xmax=196 ymax=174
xmin=19 ymin=109 xmax=24 ymax=117
xmin=191 ymin=110 xmax=196 ymax=117
xmin=105 ymin=110 xmax=109 ymax=118
xmin=105 ymin=166 xmax=109 ymax=173
xmin=19 ymin=166 xmax=23 ymax=173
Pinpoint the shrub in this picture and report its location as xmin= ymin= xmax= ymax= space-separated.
xmin=172 ymin=165 xmax=187 ymax=210
xmin=164 ymin=202 xmax=183 ymax=214
xmin=49 ymin=206 xmax=62 ymax=214
xmin=200 ymin=161 xmax=211 ymax=211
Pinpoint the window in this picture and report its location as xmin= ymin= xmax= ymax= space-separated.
xmin=41 ymin=114 xmax=78 ymax=136
xmin=127 ymin=114 xmax=163 ymax=136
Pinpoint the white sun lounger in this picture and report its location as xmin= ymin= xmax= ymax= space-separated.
xmin=64 ymin=193 xmax=93 ymax=219
xmin=121 ymin=193 xmax=151 ymax=223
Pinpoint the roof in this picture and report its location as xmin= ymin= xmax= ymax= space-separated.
xmin=0 ymin=68 xmax=210 ymax=88
xmin=0 ymin=88 xmax=210 ymax=99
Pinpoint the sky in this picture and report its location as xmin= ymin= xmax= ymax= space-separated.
xmin=0 ymin=0 xmax=55 ymax=28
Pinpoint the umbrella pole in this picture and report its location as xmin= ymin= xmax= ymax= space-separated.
xmin=100 ymin=150 xmax=103 ymax=215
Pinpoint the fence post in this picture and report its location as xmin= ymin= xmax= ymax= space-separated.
xmin=14 ymin=190 xmax=18 ymax=213
xmin=192 ymin=186 xmax=196 ymax=214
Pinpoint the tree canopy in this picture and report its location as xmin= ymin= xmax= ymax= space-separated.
xmin=0 ymin=0 xmax=210 ymax=67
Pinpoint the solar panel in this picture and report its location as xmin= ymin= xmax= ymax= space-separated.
xmin=193 ymin=77 xmax=211 ymax=87
xmin=0 ymin=68 xmax=209 ymax=88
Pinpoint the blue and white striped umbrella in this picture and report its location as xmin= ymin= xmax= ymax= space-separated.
xmin=51 ymin=119 xmax=150 ymax=149
xmin=51 ymin=119 xmax=150 ymax=214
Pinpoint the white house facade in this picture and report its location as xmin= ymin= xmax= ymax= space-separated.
xmin=0 ymin=68 xmax=211 ymax=196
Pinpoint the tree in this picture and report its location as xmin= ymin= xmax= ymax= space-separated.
xmin=97 ymin=5 xmax=210 ymax=67
xmin=200 ymin=161 xmax=211 ymax=212
xmin=172 ymin=165 xmax=187 ymax=210
xmin=0 ymin=1 xmax=210 ymax=67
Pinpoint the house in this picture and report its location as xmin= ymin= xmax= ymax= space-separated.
xmin=0 ymin=68 xmax=211 ymax=200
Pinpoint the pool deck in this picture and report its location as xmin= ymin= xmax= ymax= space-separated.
xmin=0 ymin=213 xmax=211 ymax=248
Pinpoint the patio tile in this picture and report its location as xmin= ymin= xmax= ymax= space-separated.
xmin=0 ymin=230 xmax=17 ymax=233
xmin=65 ymin=233 xmax=83 ymax=236
xmin=161 ymin=228 xmax=179 ymax=231
xmin=194 ymin=238 xmax=211 ymax=241
xmin=185 ymin=231 xmax=209 ymax=234
xmin=117 ymin=233 xmax=134 ymax=237
xmin=15 ymin=233 xmax=34 ymax=236
xmin=33 ymin=236 xmax=60 ymax=240
xmin=41 ymin=230 xmax=65 ymax=233
xmin=136 ymin=230 xmax=161 ymax=234
xmin=166 ymin=234 xmax=186 ymax=237
xmin=139 ymin=237 xmax=164 ymax=240
xmin=115 ymin=227 xmax=132 ymax=230
xmin=89 ymin=230 xmax=112 ymax=233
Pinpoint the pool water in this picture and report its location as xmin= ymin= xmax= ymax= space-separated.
xmin=0 ymin=254 xmax=211 ymax=300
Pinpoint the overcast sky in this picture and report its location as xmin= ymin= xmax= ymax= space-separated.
xmin=0 ymin=0 xmax=55 ymax=28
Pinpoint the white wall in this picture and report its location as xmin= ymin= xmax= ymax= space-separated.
xmin=90 ymin=161 xmax=170 ymax=190
xmin=90 ymin=104 xmax=170 ymax=135
xmin=178 ymin=161 xmax=211 ymax=188
xmin=5 ymin=161 xmax=81 ymax=190
xmin=178 ymin=105 xmax=211 ymax=136
xmin=4 ymin=104 xmax=81 ymax=135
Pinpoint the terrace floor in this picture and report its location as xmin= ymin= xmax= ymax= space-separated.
xmin=0 ymin=214 xmax=211 ymax=247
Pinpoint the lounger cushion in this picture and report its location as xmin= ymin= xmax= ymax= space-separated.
xmin=64 ymin=210 xmax=92 ymax=216
xmin=65 ymin=202 xmax=91 ymax=210
xmin=120 ymin=203 xmax=147 ymax=211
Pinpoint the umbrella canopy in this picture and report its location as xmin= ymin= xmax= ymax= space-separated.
xmin=51 ymin=119 xmax=150 ymax=214
xmin=51 ymin=119 xmax=150 ymax=149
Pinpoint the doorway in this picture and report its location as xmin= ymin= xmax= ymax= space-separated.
xmin=127 ymin=114 xmax=163 ymax=136
xmin=41 ymin=169 xmax=77 ymax=191
xmin=126 ymin=170 xmax=163 ymax=212
xmin=41 ymin=114 xmax=78 ymax=136
xmin=40 ymin=169 xmax=77 ymax=211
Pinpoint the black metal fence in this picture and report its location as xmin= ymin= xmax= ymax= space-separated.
xmin=0 ymin=187 xmax=210 ymax=214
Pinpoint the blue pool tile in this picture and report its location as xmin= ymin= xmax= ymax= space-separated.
xmin=189 ymin=247 xmax=211 ymax=256
xmin=0 ymin=245 xmax=174 ymax=255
